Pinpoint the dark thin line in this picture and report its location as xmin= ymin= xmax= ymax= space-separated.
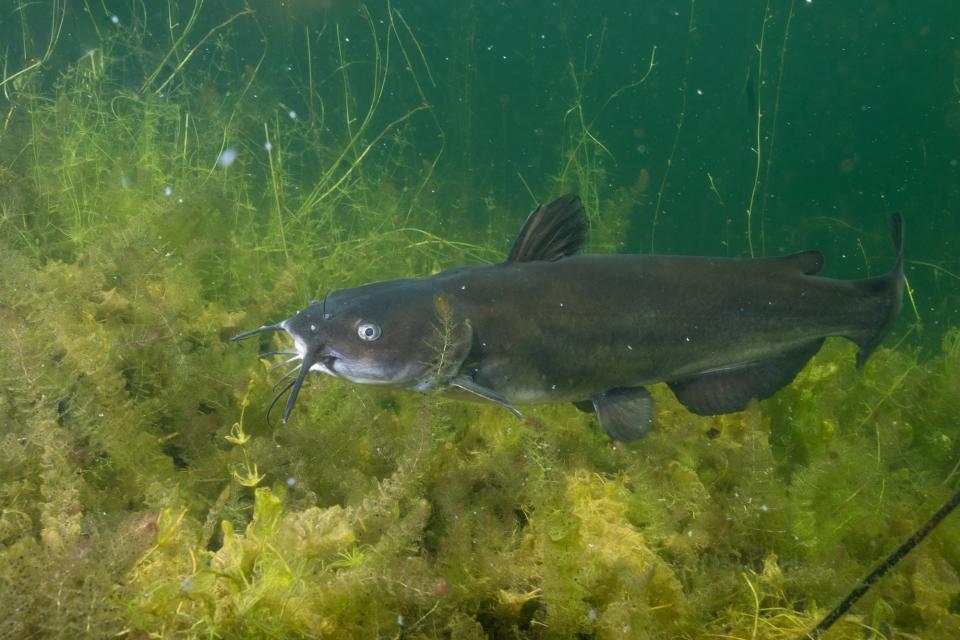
xmin=807 ymin=484 xmax=960 ymax=638
xmin=266 ymin=378 xmax=296 ymax=427
xmin=269 ymin=356 xmax=301 ymax=373
xmin=272 ymin=364 xmax=302 ymax=390
xmin=259 ymin=350 xmax=297 ymax=358
xmin=231 ymin=323 xmax=283 ymax=341
xmin=282 ymin=359 xmax=313 ymax=423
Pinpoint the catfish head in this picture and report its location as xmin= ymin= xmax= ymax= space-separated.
xmin=233 ymin=278 xmax=472 ymax=423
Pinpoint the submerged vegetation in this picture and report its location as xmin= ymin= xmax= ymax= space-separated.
xmin=1 ymin=1 xmax=958 ymax=638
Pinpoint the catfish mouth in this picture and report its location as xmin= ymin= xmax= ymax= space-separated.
xmin=231 ymin=322 xmax=337 ymax=423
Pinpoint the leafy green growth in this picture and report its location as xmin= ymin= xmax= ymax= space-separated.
xmin=0 ymin=3 xmax=958 ymax=639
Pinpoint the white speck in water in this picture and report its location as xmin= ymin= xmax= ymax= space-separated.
xmin=286 ymin=477 xmax=296 ymax=488
xmin=217 ymin=146 xmax=238 ymax=168
xmin=288 ymin=110 xmax=297 ymax=119
xmin=111 ymin=15 xmax=120 ymax=24
xmin=461 ymin=285 xmax=466 ymax=290
xmin=559 ymin=302 xmax=564 ymax=308
xmin=551 ymin=384 xmax=557 ymax=390
xmin=627 ymin=344 xmax=633 ymax=350
xmin=120 ymin=175 xmax=132 ymax=189
xmin=760 ymin=504 xmax=769 ymax=512
xmin=344 ymin=37 xmax=350 ymax=43
xmin=180 ymin=576 xmax=193 ymax=592
xmin=588 ymin=608 xmax=597 ymax=621
xmin=696 ymin=89 xmax=703 ymax=95
xmin=163 ymin=186 xmax=173 ymax=197
xmin=687 ymin=529 xmax=693 ymax=537
xmin=177 ymin=197 xmax=183 ymax=204
xmin=310 ymin=324 xmax=317 ymax=332
xmin=685 ymin=336 xmax=691 ymax=342
xmin=397 ymin=614 xmax=404 ymax=626
xmin=98 ymin=412 xmax=105 ymax=418
xmin=264 ymin=141 xmax=273 ymax=151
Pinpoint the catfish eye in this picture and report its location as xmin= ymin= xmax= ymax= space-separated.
xmin=357 ymin=321 xmax=381 ymax=342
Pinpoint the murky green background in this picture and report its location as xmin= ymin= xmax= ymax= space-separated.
xmin=1 ymin=1 xmax=958 ymax=638
xmin=11 ymin=1 xmax=958 ymax=307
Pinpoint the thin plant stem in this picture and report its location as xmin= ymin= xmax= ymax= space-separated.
xmin=650 ymin=0 xmax=695 ymax=253
xmin=745 ymin=1 xmax=772 ymax=258
xmin=265 ymin=120 xmax=289 ymax=262
xmin=758 ymin=0 xmax=795 ymax=255
xmin=0 ymin=0 xmax=65 ymax=92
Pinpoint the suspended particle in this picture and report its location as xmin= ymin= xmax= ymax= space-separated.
xmin=217 ymin=146 xmax=238 ymax=168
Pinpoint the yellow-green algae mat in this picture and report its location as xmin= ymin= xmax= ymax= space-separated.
xmin=1 ymin=232 xmax=959 ymax=639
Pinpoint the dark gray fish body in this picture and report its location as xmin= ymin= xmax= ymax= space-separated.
xmin=235 ymin=195 xmax=904 ymax=441
xmin=434 ymin=250 xmax=896 ymax=400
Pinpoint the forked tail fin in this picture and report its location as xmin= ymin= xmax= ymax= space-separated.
xmin=854 ymin=213 xmax=904 ymax=368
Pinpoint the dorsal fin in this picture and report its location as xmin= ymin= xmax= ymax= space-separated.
xmin=506 ymin=194 xmax=588 ymax=263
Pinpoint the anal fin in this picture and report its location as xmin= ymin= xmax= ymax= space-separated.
xmin=573 ymin=400 xmax=595 ymax=414
xmin=592 ymin=386 xmax=654 ymax=442
xmin=668 ymin=339 xmax=824 ymax=415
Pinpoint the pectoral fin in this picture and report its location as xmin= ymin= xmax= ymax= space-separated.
xmin=592 ymin=386 xmax=654 ymax=442
xmin=449 ymin=376 xmax=523 ymax=419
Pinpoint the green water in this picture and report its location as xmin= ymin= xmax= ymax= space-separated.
xmin=1 ymin=1 xmax=958 ymax=638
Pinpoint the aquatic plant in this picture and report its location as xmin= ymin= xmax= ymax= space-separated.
xmin=1 ymin=1 xmax=958 ymax=639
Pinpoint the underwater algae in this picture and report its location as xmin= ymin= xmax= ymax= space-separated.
xmin=2 ymin=1 xmax=960 ymax=638
xmin=3 ymin=229 xmax=960 ymax=639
